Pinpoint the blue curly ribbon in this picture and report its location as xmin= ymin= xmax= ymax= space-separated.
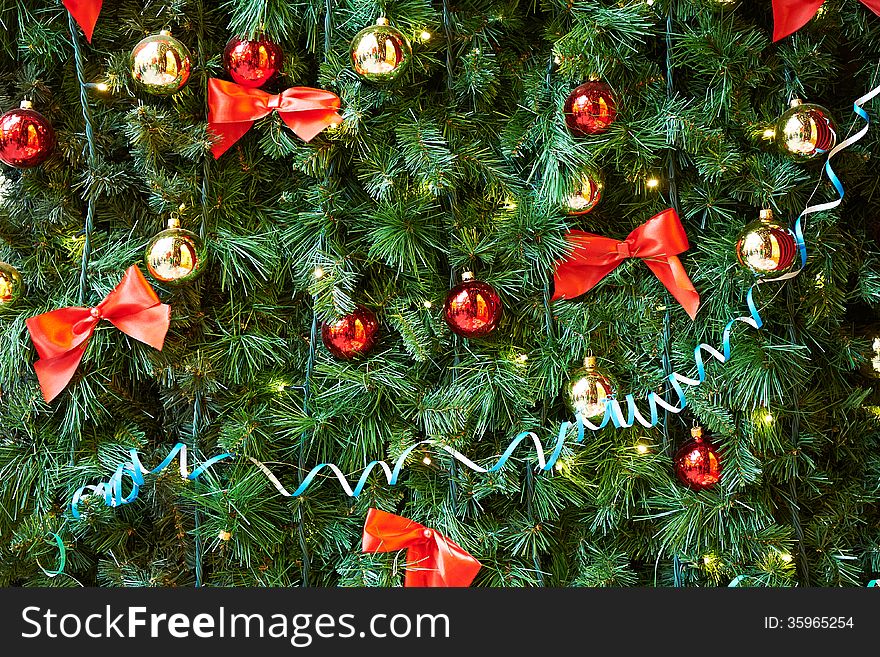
xmin=71 ymin=444 xmax=232 ymax=518
xmin=70 ymin=82 xmax=879 ymax=514
xmin=37 ymin=532 xmax=66 ymax=577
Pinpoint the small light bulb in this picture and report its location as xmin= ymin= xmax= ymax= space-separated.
xmin=780 ymin=552 xmax=793 ymax=563
xmin=553 ymin=54 xmax=561 ymax=65
xmin=517 ymin=353 xmax=528 ymax=363
xmin=636 ymin=442 xmax=649 ymax=454
xmin=313 ymin=266 xmax=324 ymax=278
xmin=218 ymin=530 xmax=232 ymax=541
xmin=646 ymin=177 xmax=660 ymax=189
xmin=703 ymin=554 xmax=714 ymax=566
xmin=94 ymin=82 xmax=109 ymax=92
xmin=647 ymin=0 xmax=655 ymax=5
xmin=763 ymin=127 xmax=776 ymax=140
xmin=422 ymin=456 xmax=432 ymax=466
xmin=763 ymin=410 xmax=773 ymax=424
xmin=555 ymin=460 xmax=565 ymax=472
xmin=423 ymin=300 xmax=432 ymax=309
xmin=420 ymin=30 xmax=431 ymax=41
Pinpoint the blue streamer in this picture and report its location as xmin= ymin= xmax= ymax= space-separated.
xmin=70 ymin=82 xmax=879 ymax=515
xmin=71 ymin=444 xmax=232 ymax=518
xmin=37 ymin=532 xmax=66 ymax=577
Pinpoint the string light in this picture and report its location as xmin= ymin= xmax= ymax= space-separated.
xmin=218 ymin=530 xmax=232 ymax=541
xmin=779 ymin=552 xmax=793 ymax=563
xmin=763 ymin=409 xmax=774 ymax=425
xmin=516 ymin=353 xmax=528 ymax=363
xmin=313 ymin=266 xmax=324 ymax=278
xmin=422 ymin=455 xmax=432 ymax=466
xmin=420 ymin=30 xmax=431 ymax=41
xmin=702 ymin=554 xmax=715 ymax=566
xmin=555 ymin=460 xmax=565 ymax=473
xmin=762 ymin=127 xmax=776 ymax=140
xmin=423 ymin=300 xmax=432 ymax=309
xmin=635 ymin=440 xmax=650 ymax=454
xmin=646 ymin=177 xmax=660 ymax=189
xmin=553 ymin=54 xmax=561 ymax=65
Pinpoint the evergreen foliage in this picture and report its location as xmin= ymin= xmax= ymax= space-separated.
xmin=1 ymin=0 xmax=879 ymax=587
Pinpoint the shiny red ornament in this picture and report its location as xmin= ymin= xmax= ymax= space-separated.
xmin=0 ymin=102 xmax=55 ymax=168
xmin=443 ymin=273 xmax=503 ymax=339
xmin=321 ymin=306 xmax=380 ymax=359
xmin=223 ymin=36 xmax=283 ymax=89
xmin=564 ymin=80 xmax=617 ymax=137
xmin=674 ymin=427 xmax=722 ymax=490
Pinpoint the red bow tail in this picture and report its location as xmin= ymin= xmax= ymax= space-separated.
xmin=552 ymin=208 xmax=700 ymax=320
xmin=26 ymin=266 xmax=170 ymax=402
xmin=63 ymin=0 xmax=103 ymax=42
xmin=772 ymin=0 xmax=880 ymax=41
xmin=361 ymin=508 xmax=482 ymax=587
xmin=207 ymin=78 xmax=343 ymax=158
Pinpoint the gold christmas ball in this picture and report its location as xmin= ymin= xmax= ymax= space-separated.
xmin=130 ymin=31 xmax=193 ymax=95
xmin=735 ymin=209 xmax=798 ymax=279
xmin=145 ymin=226 xmax=206 ymax=284
xmin=564 ymin=169 xmax=603 ymax=215
xmin=565 ymin=355 xmax=614 ymax=420
xmin=350 ymin=18 xmax=412 ymax=82
xmin=775 ymin=99 xmax=837 ymax=161
xmin=0 ymin=261 xmax=23 ymax=306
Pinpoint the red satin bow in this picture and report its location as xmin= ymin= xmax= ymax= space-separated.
xmin=207 ymin=78 xmax=343 ymax=158
xmin=773 ymin=0 xmax=880 ymax=41
xmin=63 ymin=0 xmax=102 ymax=42
xmin=552 ymin=208 xmax=700 ymax=320
xmin=361 ymin=508 xmax=482 ymax=587
xmin=26 ymin=266 xmax=170 ymax=403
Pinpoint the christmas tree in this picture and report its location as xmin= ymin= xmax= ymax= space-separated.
xmin=1 ymin=0 xmax=879 ymax=588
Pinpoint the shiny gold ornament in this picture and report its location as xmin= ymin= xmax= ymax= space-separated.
xmin=775 ymin=99 xmax=837 ymax=161
xmin=350 ymin=17 xmax=412 ymax=82
xmin=130 ymin=31 xmax=193 ymax=95
xmin=0 ymin=261 xmax=23 ymax=306
xmin=564 ymin=169 xmax=603 ymax=215
xmin=144 ymin=217 xmax=206 ymax=284
xmin=735 ymin=209 xmax=798 ymax=279
xmin=565 ymin=355 xmax=614 ymax=421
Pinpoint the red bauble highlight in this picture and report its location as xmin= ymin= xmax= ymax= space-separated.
xmin=443 ymin=279 xmax=503 ymax=338
xmin=0 ymin=105 xmax=55 ymax=168
xmin=674 ymin=434 xmax=722 ymax=490
xmin=563 ymin=80 xmax=617 ymax=137
xmin=223 ymin=36 xmax=284 ymax=89
xmin=321 ymin=306 xmax=380 ymax=359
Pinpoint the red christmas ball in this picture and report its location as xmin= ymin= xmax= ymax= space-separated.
xmin=223 ymin=36 xmax=283 ymax=89
xmin=0 ymin=102 xmax=55 ymax=168
xmin=443 ymin=274 xmax=503 ymax=338
xmin=564 ymin=80 xmax=617 ymax=137
xmin=674 ymin=430 xmax=722 ymax=491
xmin=321 ymin=306 xmax=380 ymax=359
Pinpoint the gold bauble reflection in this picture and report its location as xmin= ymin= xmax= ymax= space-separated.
xmin=775 ymin=100 xmax=837 ymax=161
xmin=350 ymin=21 xmax=412 ymax=82
xmin=0 ymin=261 xmax=23 ymax=306
xmin=565 ymin=170 xmax=603 ymax=215
xmin=130 ymin=31 xmax=193 ymax=95
xmin=735 ymin=212 xmax=798 ymax=279
xmin=145 ymin=227 xmax=205 ymax=283
xmin=564 ymin=356 xmax=614 ymax=420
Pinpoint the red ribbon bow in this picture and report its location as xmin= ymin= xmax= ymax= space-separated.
xmin=63 ymin=0 xmax=102 ymax=42
xmin=207 ymin=78 xmax=343 ymax=158
xmin=361 ymin=508 xmax=482 ymax=587
xmin=26 ymin=266 xmax=170 ymax=403
xmin=772 ymin=0 xmax=880 ymax=41
xmin=552 ymin=208 xmax=700 ymax=320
